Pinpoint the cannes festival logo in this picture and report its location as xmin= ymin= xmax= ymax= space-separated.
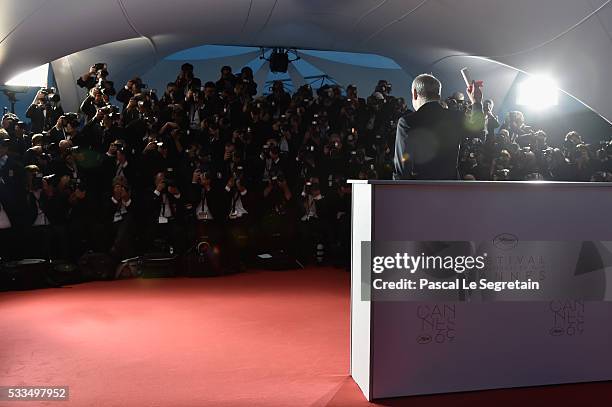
xmin=493 ymin=233 xmax=519 ymax=251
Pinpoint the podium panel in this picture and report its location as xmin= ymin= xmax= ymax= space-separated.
xmin=349 ymin=180 xmax=612 ymax=400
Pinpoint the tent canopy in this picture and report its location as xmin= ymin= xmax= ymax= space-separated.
xmin=1 ymin=0 xmax=611 ymax=120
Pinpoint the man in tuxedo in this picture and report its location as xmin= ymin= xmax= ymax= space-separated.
xmin=143 ymin=171 xmax=186 ymax=254
xmin=393 ymin=74 xmax=484 ymax=180
xmin=26 ymin=89 xmax=63 ymax=133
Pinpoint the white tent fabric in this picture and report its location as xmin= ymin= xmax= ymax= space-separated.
xmin=2 ymin=0 xmax=611 ymax=120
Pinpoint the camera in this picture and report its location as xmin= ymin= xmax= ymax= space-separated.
xmin=94 ymin=63 xmax=106 ymax=71
xmin=32 ymin=173 xmax=44 ymax=189
xmin=304 ymin=181 xmax=312 ymax=195
xmin=164 ymin=168 xmax=177 ymax=188
xmin=100 ymin=86 xmax=113 ymax=96
xmin=68 ymin=178 xmax=86 ymax=192
xmin=99 ymin=105 xmax=118 ymax=115
xmin=40 ymin=87 xmax=56 ymax=95
xmin=270 ymin=171 xmax=285 ymax=183
xmin=62 ymin=112 xmax=79 ymax=123
xmin=165 ymin=178 xmax=177 ymax=189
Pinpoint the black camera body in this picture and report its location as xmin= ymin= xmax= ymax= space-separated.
xmin=32 ymin=174 xmax=44 ymax=190
xmin=165 ymin=178 xmax=177 ymax=189
xmin=68 ymin=178 xmax=86 ymax=192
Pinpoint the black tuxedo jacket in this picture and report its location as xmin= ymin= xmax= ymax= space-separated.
xmin=393 ymin=102 xmax=484 ymax=180
xmin=187 ymin=184 xmax=224 ymax=220
xmin=143 ymin=189 xmax=185 ymax=224
xmin=26 ymin=104 xmax=46 ymax=133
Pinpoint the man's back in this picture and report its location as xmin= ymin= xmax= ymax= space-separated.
xmin=393 ymin=102 xmax=467 ymax=180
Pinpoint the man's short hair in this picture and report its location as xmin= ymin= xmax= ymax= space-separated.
xmin=412 ymin=74 xmax=441 ymax=100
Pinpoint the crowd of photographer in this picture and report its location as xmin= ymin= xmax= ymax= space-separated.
xmin=447 ymin=96 xmax=612 ymax=182
xmin=0 ymin=63 xmax=407 ymax=268
xmin=0 ymin=62 xmax=610 ymax=270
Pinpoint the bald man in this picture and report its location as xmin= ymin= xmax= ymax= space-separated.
xmin=393 ymin=74 xmax=484 ymax=180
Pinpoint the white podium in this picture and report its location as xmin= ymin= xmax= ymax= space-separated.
xmin=349 ymin=180 xmax=612 ymax=400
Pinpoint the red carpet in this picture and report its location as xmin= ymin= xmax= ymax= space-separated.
xmin=1 ymin=268 xmax=611 ymax=406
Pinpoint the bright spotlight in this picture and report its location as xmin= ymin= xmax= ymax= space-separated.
xmin=516 ymin=75 xmax=559 ymax=109
xmin=5 ymin=63 xmax=49 ymax=87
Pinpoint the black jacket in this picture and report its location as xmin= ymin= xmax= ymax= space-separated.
xmin=143 ymin=189 xmax=185 ymax=224
xmin=186 ymin=183 xmax=224 ymax=221
xmin=26 ymin=104 xmax=50 ymax=133
xmin=393 ymin=102 xmax=484 ymax=180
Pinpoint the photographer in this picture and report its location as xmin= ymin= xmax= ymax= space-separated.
xmin=297 ymin=177 xmax=330 ymax=264
xmin=22 ymin=134 xmax=49 ymax=170
xmin=143 ymin=171 xmax=186 ymax=254
xmin=77 ymin=63 xmax=115 ymax=95
xmin=2 ymin=113 xmax=18 ymax=137
xmin=572 ymin=143 xmax=597 ymax=182
xmin=0 ymin=137 xmax=24 ymax=193
xmin=236 ymin=66 xmax=257 ymax=97
xmin=116 ymin=77 xmax=144 ymax=111
xmin=216 ymin=66 xmax=236 ymax=94
xmin=563 ymin=131 xmax=584 ymax=159
xmin=219 ymin=142 xmax=249 ymax=182
xmin=66 ymin=178 xmax=97 ymax=259
xmin=326 ymin=177 xmax=351 ymax=267
xmin=49 ymin=113 xmax=72 ymax=144
xmin=9 ymin=121 xmax=28 ymax=156
xmin=121 ymin=96 xmax=143 ymax=127
xmin=49 ymin=146 xmax=83 ymax=187
xmin=267 ymin=81 xmax=291 ymax=117
xmin=22 ymin=168 xmax=50 ymax=258
xmin=501 ymin=111 xmax=533 ymax=144
xmin=483 ymin=99 xmax=500 ymax=138
xmin=78 ymin=107 xmax=109 ymax=152
xmin=320 ymin=133 xmax=347 ymax=189
xmin=223 ymin=172 xmax=251 ymax=266
xmin=80 ymin=87 xmax=106 ymax=121
xmin=103 ymin=176 xmax=136 ymax=260
xmin=545 ymin=148 xmax=574 ymax=181
xmin=0 ymin=180 xmax=19 ymax=260
xmin=198 ymin=81 xmax=222 ymax=120
xmin=259 ymin=170 xmax=296 ymax=253
xmin=175 ymin=63 xmax=202 ymax=96
xmin=184 ymin=88 xmax=205 ymax=131
xmin=159 ymin=82 xmax=179 ymax=111
xmin=140 ymin=140 xmax=178 ymax=189
xmin=257 ymin=141 xmax=287 ymax=185
xmin=597 ymin=142 xmax=612 ymax=173
xmin=102 ymin=141 xmax=137 ymax=192
xmin=27 ymin=88 xmax=63 ymax=133
xmin=100 ymin=109 xmax=124 ymax=151
xmin=186 ymin=169 xmax=224 ymax=248
xmin=24 ymin=173 xmax=70 ymax=259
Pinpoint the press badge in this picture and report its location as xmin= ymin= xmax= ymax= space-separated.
xmin=158 ymin=216 xmax=168 ymax=224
